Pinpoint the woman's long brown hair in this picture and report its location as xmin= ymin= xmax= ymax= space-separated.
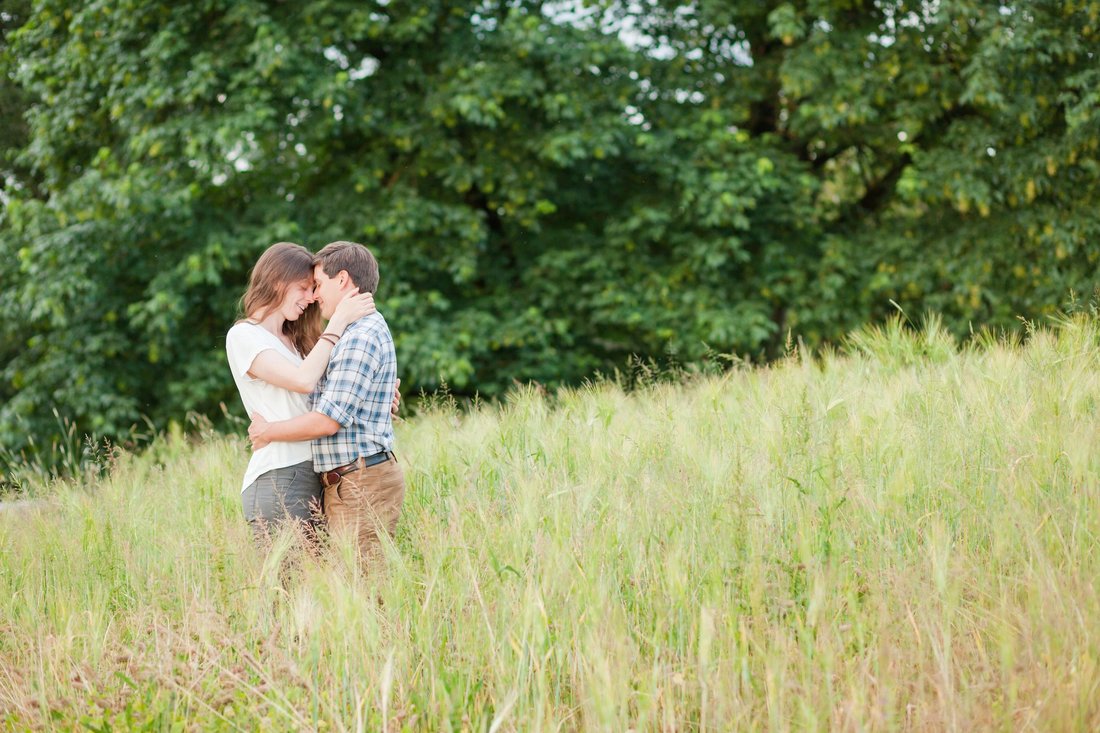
xmin=238 ymin=242 xmax=321 ymax=355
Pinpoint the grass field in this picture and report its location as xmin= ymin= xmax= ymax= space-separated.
xmin=2 ymin=317 xmax=1099 ymax=731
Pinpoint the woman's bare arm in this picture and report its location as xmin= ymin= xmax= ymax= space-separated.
xmin=246 ymin=291 xmax=374 ymax=393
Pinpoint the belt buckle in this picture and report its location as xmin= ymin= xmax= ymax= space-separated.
xmin=324 ymin=453 xmax=389 ymax=487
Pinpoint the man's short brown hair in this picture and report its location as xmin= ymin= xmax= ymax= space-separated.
xmin=313 ymin=241 xmax=380 ymax=294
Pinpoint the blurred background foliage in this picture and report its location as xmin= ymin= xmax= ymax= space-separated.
xmin=1 ymin=0 xmax=1098 ymax=473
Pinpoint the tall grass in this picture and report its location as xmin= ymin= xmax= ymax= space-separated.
xmin=2 ymin=317 xmax=1099 ymax=731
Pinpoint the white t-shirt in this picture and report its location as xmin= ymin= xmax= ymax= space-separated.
xmin=225 ymin=322 xmax=313 ymax=492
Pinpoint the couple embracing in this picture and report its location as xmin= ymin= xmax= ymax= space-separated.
xmin=225 ymin=240 xmax=404 ymax=565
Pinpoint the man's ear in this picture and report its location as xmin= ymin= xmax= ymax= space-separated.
xmin=338 ymin=270 xmax=351 ymax=288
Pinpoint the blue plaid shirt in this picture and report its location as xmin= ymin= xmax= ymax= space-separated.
xmin=311 ymin=312 xmax=397 ymax=471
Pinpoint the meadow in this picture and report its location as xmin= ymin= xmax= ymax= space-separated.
xmin=1 ymin=317 xmax=1098 ymax=731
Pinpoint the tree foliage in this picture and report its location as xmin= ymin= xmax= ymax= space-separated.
xmin=630 ymin=0 xmax=1100 ymax=335
xmin=2 ymin=0 xmax=1098 ymax=467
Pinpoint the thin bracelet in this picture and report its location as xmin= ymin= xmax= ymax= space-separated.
xmin=319 ymin=333 xmax=339 ymax=347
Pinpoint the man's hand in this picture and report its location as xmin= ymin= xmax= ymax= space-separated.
xmin=391 ymin=378 xmax=401 ymax=420
xmin=248 ymin=412 xmax=272 ymax=451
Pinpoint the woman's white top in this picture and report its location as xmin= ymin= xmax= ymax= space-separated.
xmin=225 ymin=322 xmax=313 ymax=492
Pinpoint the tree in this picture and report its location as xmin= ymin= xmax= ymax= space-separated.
xmin=3 ymin=0 xmax=1096 ymax=472
xmin=626 ymin=0 xmax=1100 ymax=339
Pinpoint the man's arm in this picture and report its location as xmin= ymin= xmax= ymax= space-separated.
xmin=248 ymin=364 xmax=397 ymax=450
xmin=249 ymin=411 xmax=339 ymax=450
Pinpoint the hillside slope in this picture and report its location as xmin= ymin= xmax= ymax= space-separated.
xmin=2 ymin=318 xmax=1099 ymax=730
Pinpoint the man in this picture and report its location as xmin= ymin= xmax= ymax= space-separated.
xmin=249 ymin=241 xmax=404 ymax=565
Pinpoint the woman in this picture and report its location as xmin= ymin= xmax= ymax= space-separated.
xmin=225 ymin=241 xmax=374 ymax=540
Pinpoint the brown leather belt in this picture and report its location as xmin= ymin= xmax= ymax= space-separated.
xmin=320 ymin=451 xmax=395 ymax=487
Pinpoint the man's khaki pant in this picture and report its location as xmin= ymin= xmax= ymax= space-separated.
xmin=322 ymin=457 xmax=406 ymax=565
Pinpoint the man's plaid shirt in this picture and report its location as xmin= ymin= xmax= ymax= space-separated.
xmin=311 ymin=312 xmax=397 ymax=472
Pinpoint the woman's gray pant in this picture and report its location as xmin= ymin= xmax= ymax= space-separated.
xmin=241 ymin=460 xmax=322 ymax=539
